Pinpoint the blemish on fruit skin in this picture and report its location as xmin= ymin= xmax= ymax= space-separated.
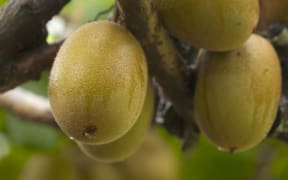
xmin=84 ymin=126 xmax=97 ymax=138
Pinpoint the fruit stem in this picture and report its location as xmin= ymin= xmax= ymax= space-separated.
xmin=117 ymin=0 xmax=199 ymax=150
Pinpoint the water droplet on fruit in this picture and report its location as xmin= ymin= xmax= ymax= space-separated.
xmin=217 ymin=146 xmax=225 ymax=151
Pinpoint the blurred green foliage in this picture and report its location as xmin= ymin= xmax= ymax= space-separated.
xmin=21 ymin=72 xmax=49 ymax=97
xmin=61 ymin=0 xmax=115 ymax=24
xmin=0 ymin=72 xmax=62 ymax=180
xmin=180 ymin=137 xmax=257 ymax=180
xmin=0 ymin=0 xmax=7 ymax=7
xmin=157 ymin=124 xmax=288 ymax=180
xmin=5 ymin=114 xmax=59 ymax=151
xmin=1 ymin=0 xmax=288 ymax=180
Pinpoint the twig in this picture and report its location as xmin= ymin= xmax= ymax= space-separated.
xmin=0 ymin=42 xmax=62 ymax=93
xmin=0 ymin=0 xmax=69 ymax=60
xmin=0 ymin=0 xmax=68 ymax=93
xmin=0 ymin=88 xmax=57 ymax=127
xmin=94 ymin=4 xmax=115 ymax=20
xmin=117 ymin=0 xmax=199 ymax=149
xmin=251 ymin=145 xmax=275 ymax=180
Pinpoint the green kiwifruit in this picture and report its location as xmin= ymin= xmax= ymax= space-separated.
xmin=19 ymin=154 xmax=80 ymax=180
xmin=77 ymin=81 xmax=155 ymax=163
xmin=156 ymin=0 xmax=259 ymax=51
xmin=195 ymin=34 xmax=281 ymax=152
xmin=49 ymin=21 xmax=148 ymax=145
xmin=120 ymin=132 xmax=179 ymax=180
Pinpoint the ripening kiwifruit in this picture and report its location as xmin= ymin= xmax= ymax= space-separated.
xmin=19 ymin=154 xmax=80 ymax=180
xmin=120 ymin=132 xmax=179 ymax=180
xmin=156 ymin=0 xmax=259 ymax=51
xmin=258 ymin=0 xmax=288 ymax=30
xmin=89 ymin=164 xmax=124 ymax=180
xmin=49 ymin=21 xmax=148 ymax=145
xmin=77 ymin=81 xmax=155 ymax=163
xmin=195 ymin=34 xmax=281 ymax=152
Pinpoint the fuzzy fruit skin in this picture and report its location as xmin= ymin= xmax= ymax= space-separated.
xmin=120 ymin=132 xmax=179 ymax=180
xmin=195 ymin=34 xmax=281 ymax=152
xmin=77 ymin=81 xmax=155 ymax=163
xmin=258 ymin=0 xmax=288 ymax=30
xmin=156 ymin=0 xmax=259 ymax=51
xmin=49 ymin=21 xmax=148 ymax=145
xmin=19 ymin=154 xmax=80 ymax=180
xmin=89 ymin=165 xmax=123 ymax=180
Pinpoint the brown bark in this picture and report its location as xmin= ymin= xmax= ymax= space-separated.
xmin=0 ymin=0 xmax=69 ymax=92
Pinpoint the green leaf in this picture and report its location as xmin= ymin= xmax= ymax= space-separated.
xmin=21 ymin=72 xmax=49 ymax=96
xmin=0 ymin=133 xmax=10 ymax=160
xmin=0 ymin=109 xmax=5 ymax=132
xmin=61 ymin=0 xmax=115 ymax=24
xmin=265 ymin=139 xmax=288 ymax=180
xmin=179 ymin=136 xmax=257 ymax=180
xmin=0 ymin=145 xmax=30 ymax=180
xmin=0 ymin=0 xmax=7 ymax=7
xmin=5 ymin=113 xmax=59 ymax=151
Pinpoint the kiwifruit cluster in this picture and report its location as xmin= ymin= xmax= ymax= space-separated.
xmin=49 ymin=0 xmax=284 ymax=161
xmin=156 ymin=0 xmax=281 ymax=152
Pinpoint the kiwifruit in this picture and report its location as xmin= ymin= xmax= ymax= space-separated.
xmin=77 ymin=81 xmax=155 ymax=163
xmin=195 ymin=34 xmax=281 ymax=152
xmin=156 ymin=0 xmax=259 ymax=51
xmin=89 ymin=164 xmax=123 ymax=180
xmin=120 ymin=132 xmax=179 ymax=180
xmin=19 ymin=154 xmax=80 ymax=180
xmin=49 ymin=21 xmax=148 ymax=145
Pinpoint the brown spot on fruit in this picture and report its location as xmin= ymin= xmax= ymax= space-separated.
xmin=84 ymin=126 xmax=97 ymax=138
